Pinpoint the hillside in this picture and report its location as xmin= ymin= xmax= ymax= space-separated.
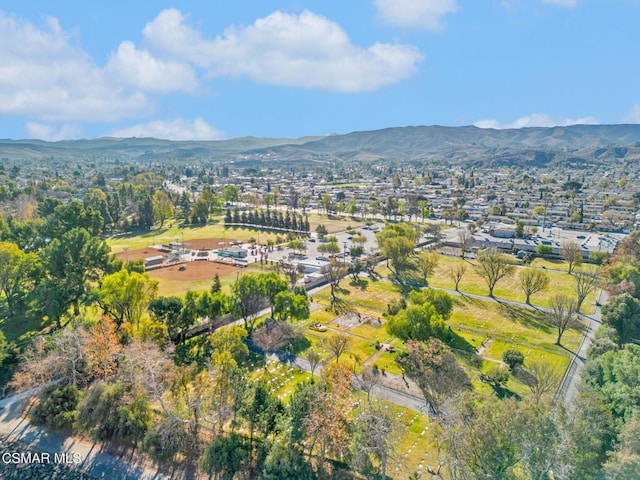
xmin=2 ymin=124 xmax=640 ymax=166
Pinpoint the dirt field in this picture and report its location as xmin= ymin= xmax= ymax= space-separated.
xmin=148 ymin=260 xmax=237 ymax=282
xmin=114 ymin=248 xmax=167 ymax=262
xmin=183 ymin=238 xmax=239 ymax=250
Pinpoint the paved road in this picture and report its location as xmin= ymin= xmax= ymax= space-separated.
xmin=0 ymin=390 xmax=170 ymax=479
xmin=555 ymin=289 xmax=606 ymax=407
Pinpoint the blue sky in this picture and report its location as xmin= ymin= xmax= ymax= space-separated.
xmin=0 ymin=0 xmax=638 ymax=141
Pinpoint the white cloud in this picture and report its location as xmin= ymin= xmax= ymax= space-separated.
xmin=374 ymin=0 xmax=458 ymax=31
xmin=106 ymin=41 xmax=197 ymax=93
xmin=142 ymin=9 xmax=423 ymax=92
xmin=474 ymin=113 xmax=598 ymax=129
xmin=541 ymin=0 xmax=579 ymax=7
xmin=110 ymin=117 xmax=225 ymax=141
xmin=25 ymin=122 xmax=83 ymax=141
xmin=623 ymin=104 xmax=640 ymax=123
xmin=0 ymin=12 xmax=151 ymax=122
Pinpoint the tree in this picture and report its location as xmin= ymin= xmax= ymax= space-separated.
xmin=326 ymin=259 xmax=347 ymax=311
xmin=351 ymin=402 xmax=401 ymax=479
xmin=376 ymin=224 xmax=417 ymax=279
xmin=386 ymin=303 xmax=445 ymax=342
xmin=398 ymin=339 xmax=471 ymax=415
xmin=415 ymin=250 xmax=439 ymax=285
xmin=547 ymin=294 xmax=578 ymax=345
xmin=480 ymin=365 xmax=510 ymax=393
xmin=288 ymin=239 xmax=306 ymax=255
xmin=317 ymin=240 xmax=340 ymax=256
xmin=603 ymin=414 xmax=640 ymax=479
xmin=222 ymin=184 xmax=239 ymax=203
xmin=457 ymin=229 xmax=473 ymax=259
xmin=561 ymin=241 xmax=583 ymax=274
xmin=325 ymin=334 xmax=351 ymax=364
xmin=252 ymin=321 xmax=300 ymax=352
xmin=261 ymin=442 xmax=315 ymax=480
xmin=97 ymin=269 xmax=158 ymax=328
xmin=200 ymin=432 xmax=246 ymax=479
xmin=84 ymin=316 xmax=122 ymax=380
xmin=601 ymin=293 xmax=640 ymax=345
xmin=273 ymin=291 xmax=309 ymax=322
xmin=231 ymin=274 xmax=267 ymax=331
xmin=521 ymin=361 xmax=561 ymax=405
xmin=574 ymin=271 xmax=600 ymax=313
xmin=39 ymin=227 xmax=110 ymax=328
xmin=303 ymin=348 xmax=322 ymax=378
xmin=536 ymin=244 xmax=553 ymax=255
xmin=303 ymin=363 xmax=353 ymax=471
xmin=152 ymin=190 xmax=174 ymax=227
xmin=502 ymin=349 xmax=524 ymax=371
xmin=448 ymin=263 xmax=467 ymax=291
xmin=0 ymin=241 xmax=40 ymax=314
xmin=474 ymin=248 xmax=515 ymax=297
xmin=519 ymin=268 xmax=550 ymax=305
xmin=258 ymin=272 xmax=288 ymax=316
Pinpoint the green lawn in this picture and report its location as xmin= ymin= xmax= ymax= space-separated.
xmin=108 ymin=222 xmax=280 ymax=253
xmin=427 ymin=255 xmax=598 ymax=313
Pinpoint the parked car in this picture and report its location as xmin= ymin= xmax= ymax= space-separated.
xmin=309 ymin=323 xmax=327 ymax=332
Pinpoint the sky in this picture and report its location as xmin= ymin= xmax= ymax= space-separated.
xmin=0 ymin=0 xmax=639 ymax=141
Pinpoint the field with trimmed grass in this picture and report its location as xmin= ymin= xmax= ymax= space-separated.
xmin=305 ymin=212 xmax=364 ymax=233
xmin=427 ymin=255 xmax=599 ymax=313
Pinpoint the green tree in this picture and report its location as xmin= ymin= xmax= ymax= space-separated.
xmin=0 ymin=241 xmax=40 ymax=314
xmin=222 ymin=185 xmax=239 ymax=203
xmin=232 ymin=274 xmax=267 ymax=330
xmin=386 ymin=303 xmax=446 ymax=342
xmin=502 ymin=349 xmax=524 ymax=372
xmin=97 ymin=269 xmax=158 ymax=328
xmin=39 ymin=228 xmax=110 ymax=328
xmin=152 ymin=190 xmax=174 ymax=227
xmin=273 ymin=291 xmax=309 ymax=322
xmin=602 ymin=293 xmax=640 ymax=345
xmin=200 ymin=432 xmax=246 ymax=479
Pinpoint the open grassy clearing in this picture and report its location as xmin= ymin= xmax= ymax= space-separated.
xmin=305 ymin=212 xmax=364 ymax=233
xmin=108 ymin=223 xmax=280 ymax=253
xmin=426 ymin=255 xmax=598 ymax=313
xmin=313 ymin=277 xmax=402 ymax=315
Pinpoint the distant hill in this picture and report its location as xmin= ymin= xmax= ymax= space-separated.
xmin=2 ymin=124 xmax=640 ymax=166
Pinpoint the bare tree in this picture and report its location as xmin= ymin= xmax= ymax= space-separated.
xmin=356 ymin=366 xmax=380 ymax=404
xmin=415 ymin=249 xmax=439 ymax=285
xmin=474 ymin=248 xmax=515 ymax=298
xmin=560 ymin=241 xmax=583 ymax=274
xmin=519 ymin=268 xmax=550 ymax=305
xmin=448 ymin=263 xmax=467 ymax=292
xmin=326 ymin=259 xmax=347 ymax=311
xmin=325 ymin=334 xmax=352 ymax=364
xmin=303 ymin=348 xmax=322 ymax=378
xmin=574 ymin=271 xmax=600 ymax=313
xmin=351 ymin=401 xmax=402 ymax=479
xmin=547 ymin=294 xmax=579 ymax=345
xmin=457 ymin=229 xmax=474 ymax=260
xmin=520 ymin=362 xmax=561 ymax=405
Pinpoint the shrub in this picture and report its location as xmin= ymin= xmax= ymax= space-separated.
xmin=503 ymin=349 xmax=525 ymax=371
xmin=31 ymin=383 xmax=79 ymax=430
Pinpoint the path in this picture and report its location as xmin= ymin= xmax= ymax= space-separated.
xmin=555 ymin=289 xmax=606 ymax=407
xmin=0 ymin=390 xmax=172 ymax=479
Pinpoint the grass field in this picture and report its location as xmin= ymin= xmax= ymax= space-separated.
xmin=426 ymin=255 xmax=599 ymax=313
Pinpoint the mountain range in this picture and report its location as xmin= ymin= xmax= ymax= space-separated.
xmin=2 ymin=124 xmax=640 ymax=167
